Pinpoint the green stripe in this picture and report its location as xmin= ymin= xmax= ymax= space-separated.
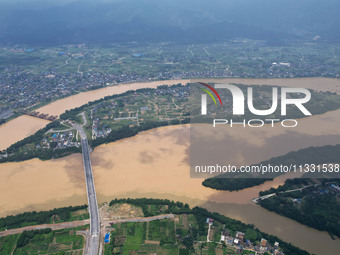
xmin=200 ymin=88 xmax=217 ymax=106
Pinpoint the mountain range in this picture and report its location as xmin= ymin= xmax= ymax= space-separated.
xmin=0 ymin=0 xmax=339 ymax=45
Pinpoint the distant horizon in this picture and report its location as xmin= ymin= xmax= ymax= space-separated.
xmin=0 ymin=0 xmax=339 ymax=45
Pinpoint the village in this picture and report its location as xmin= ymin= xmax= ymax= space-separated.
xmin=41 ymin=130 xmax=80 ymax=150
xmin=203 ymin=217 xmax=284 ymax=255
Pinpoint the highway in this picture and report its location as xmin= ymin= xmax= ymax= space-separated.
xmin=81 ymin=137 xmax=100 ymax=255
xmin=69 ymin=113 xmax=100 ymax=254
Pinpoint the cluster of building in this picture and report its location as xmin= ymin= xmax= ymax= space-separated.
xmin=154 ymin=86 xmax=189 ymax=99
xmin=206 ymin=218 xmax=283 ymax=255
xmin=41 ymin=131 xmax=80 ymax=149
xmin=294 ymin=183 xmax=340 ymax=204
xmin=92 ymin=118 xmax=112 ymax=139
xmin=0 ymin=66 xmax=123 ymax=111
xmin=158 ymin=58 xmax=339 ymax=80
xmin=0 ymin=62 xmax=157 ymax=114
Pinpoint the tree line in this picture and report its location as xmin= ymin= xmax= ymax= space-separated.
xmin=0 ymin=205 xmax=87 ymax=231
xmin=91 ymin=118 xmax=189 ymax=148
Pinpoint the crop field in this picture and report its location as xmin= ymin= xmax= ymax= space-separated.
xmin=104 ymin=213 xmax=203 ymax=255
xmin=103 ymin=212 xmax=251 ymax=255
xmin=0 ymin=226 xmax=87 ymax=255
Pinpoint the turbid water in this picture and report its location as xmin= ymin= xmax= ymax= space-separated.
xmin=196 ymin=77 xmax=340 ymax=94
xmin=37 ymin=80 xmax=188 ymax=116
xmin=1 ymin=121 xmax=340 ymax=254
xmin=0 ymin=153 xmax=87 ymax=216
xmin=0 ymin=116 xmax=50 ymax=150
xmin=1 ymin=78 xmax=340 ymax=254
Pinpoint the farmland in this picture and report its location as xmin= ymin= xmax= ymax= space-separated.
xmin=102 ymin=198 xmax=305 ymax=255
xmin=0 ymin=226 xmax=87 ymax=255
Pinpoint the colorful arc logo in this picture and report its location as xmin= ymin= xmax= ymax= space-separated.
xmin=199 ymin=82 xmax=222 ymax=106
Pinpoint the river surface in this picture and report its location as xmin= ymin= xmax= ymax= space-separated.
xmin=1 ymin=78 xmax=340 ymax=254
xmin=0 ymin=116 xmax=50 ymax=150
xmin=196 ymin=77 xmax=340 ymax=94
xmin=37 ymin=79 xmax=188 ymax=116
xmin=1 ymin=123 xmax=340 ymax=254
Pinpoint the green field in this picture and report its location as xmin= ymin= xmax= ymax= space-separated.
xmin=0 ymin=226 xmax=88 ymax=255
xmin=104 ymin=218 xmax=193 ymax=255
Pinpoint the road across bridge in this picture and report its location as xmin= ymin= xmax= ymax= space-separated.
xmin=71 ymin=112 xmax=100 ymax=254
xmin=81 ymin=138 xmax=100 ymax=255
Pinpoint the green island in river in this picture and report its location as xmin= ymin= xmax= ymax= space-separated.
xmin=1 ymin=82 xmax=340 ymax=163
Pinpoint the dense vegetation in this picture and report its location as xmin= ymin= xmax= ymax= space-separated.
xmin=0 ymin=234 xmax=17 ymax=254
xmin=109 ymin=198 xmax=309 ymax=255
xmin=259 ymin=178 xmax=314 ymax=196
xmin=109 ymin=198 xmax=191 ymax=217
xmin=0 ymin=226 xmax=86 ymax=254
xmin=16 ymin=228 xmax=52 ymax=248
xmin=203 ymin=144 xmax=340 ymax=191
xmin=0 ymin=205 xmax=87 ymax=231
xmin=0 ymin=146 xmax=81 ymax=163
xmin=260 ymin=193 xmax=340 ymax=238
xmin=258 ymin=178 xmax=340 ymax=238
xmin=202 ymin=178 xmax=270 ymax=191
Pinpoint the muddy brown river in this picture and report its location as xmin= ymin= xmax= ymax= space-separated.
xmin=0 ymin=78 xmax=340 ymax=254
